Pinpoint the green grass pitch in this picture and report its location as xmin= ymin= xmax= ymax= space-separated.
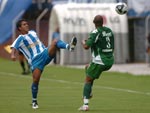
xmin=0 ymin=58 xmax=150 ymax=113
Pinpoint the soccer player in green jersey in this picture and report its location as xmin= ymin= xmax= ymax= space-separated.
xmin=78 ymin=15 xmax=114 ymax=111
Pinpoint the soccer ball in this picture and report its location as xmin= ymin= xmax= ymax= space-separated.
xmin=115 ymin=2 xmax=128 ymax=15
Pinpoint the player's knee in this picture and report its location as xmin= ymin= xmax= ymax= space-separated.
xmin=85 ymin=76 xmax=93 ymax=83
xmin=51 ymin=39 xmax=58 ymax=46
xmin=33 ymin=79 xmax=39 ymax=84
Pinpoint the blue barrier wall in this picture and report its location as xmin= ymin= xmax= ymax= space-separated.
xmin=0 ymin=0 xmax=31 ymax=44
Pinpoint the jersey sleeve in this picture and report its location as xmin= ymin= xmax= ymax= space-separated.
xmin=85 ymin=30 xmax=98 ymax=47
xmin=10 ymin=36 xmax=23 ymax=50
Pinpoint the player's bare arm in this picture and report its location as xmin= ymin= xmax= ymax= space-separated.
xmin=81 ymin=40 xmax=89 ymax=50
xmin=11 ymin=48 xmax=17 ymax=61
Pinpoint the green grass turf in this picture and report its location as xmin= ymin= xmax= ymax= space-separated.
xmin=0 ymin=58 xmax=150 ymax=113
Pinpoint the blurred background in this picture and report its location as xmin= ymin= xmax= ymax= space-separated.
xmin=0 ymin=0 xmax=150 ymax=65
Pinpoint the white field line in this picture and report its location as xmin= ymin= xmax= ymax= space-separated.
xmin=0 ymin=71 xmax=150 ymax=96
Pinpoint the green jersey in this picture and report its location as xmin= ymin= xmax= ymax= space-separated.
xmin=86 ymin=26 xmax=114 ymax=65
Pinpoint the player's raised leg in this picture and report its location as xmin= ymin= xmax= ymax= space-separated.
xmin=48 ymin=36 xmax=77 ymax=56
xmin=55 ymin=36 xmax=77 ymax=51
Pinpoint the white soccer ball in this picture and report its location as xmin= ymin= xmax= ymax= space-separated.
xmin=115 ymin=2 xmax=128 ymax=15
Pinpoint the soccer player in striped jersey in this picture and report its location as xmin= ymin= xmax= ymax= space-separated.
xmin=78 ymin=15 xmax=114 ymax=111
xmin=10 ymin=19 xmax=77 ymax=109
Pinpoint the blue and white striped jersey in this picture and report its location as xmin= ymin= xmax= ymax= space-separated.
xmin=11 ymin=30 xmax=45 ymax=64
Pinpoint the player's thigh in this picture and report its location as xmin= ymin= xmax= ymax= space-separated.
xmin=48 ymin=39 xmax=58 ymax=57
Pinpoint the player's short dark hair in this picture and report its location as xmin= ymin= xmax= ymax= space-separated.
xmin=16 ymin=19 xmax=27 ymax=31
xmin=93 ymin=15 xmax=103 ymax=26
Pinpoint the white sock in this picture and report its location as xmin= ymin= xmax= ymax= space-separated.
xmin=83 ymin=98 xmax=89 ymax=105
xmin=66 ymin=44 xmax=69 ymax=49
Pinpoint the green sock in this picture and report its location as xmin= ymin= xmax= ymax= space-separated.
xmin=83 ymin=82 xmax=92 ymax=99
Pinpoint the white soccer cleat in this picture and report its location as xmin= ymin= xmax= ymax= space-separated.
xmin=68 ymin=36 xmax=77 ymax=52
xmin=32 ymin=102 xmax=39 ymax=109
xmin=78 ymin=105 xmax=89 ymax=111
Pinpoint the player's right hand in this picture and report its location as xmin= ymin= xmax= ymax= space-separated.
xmin=11 ymin=55 xmax=16 ymax=61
